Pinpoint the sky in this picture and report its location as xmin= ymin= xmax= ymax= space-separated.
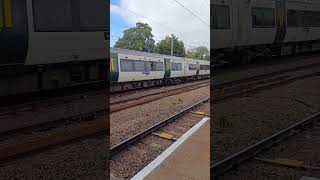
xmin=110 ymin=0 xmax=210 ymax=49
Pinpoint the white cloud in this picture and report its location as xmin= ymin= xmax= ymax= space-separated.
xmin=111 ymin=0 xmax=210 ymax=49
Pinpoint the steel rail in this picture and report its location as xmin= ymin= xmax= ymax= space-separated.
xmin=110 ymin=80 xmax=209 ymax=105
xmin=110 ymin=97 xmax=210 ymax=156
xmin=211 ymin=112 xmax=320 ymax=178
xmin=214 ymin=61 xmax=320 ymax=89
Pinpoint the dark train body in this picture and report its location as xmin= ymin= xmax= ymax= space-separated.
xmin=211 ymin=0 xmax=320 ymax=64
xmin=0 ymin=0 xmax=107 ymax=96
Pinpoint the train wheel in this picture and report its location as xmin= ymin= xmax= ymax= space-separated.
xmin=240 ymin=51 xmax=254 ymax=64
xmin=261 ymin=48 xmax=272 ymax=62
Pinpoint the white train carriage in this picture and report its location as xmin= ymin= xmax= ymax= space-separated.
xmin=184 ymin=58 xmax=199 ymax=77
xmin=211 ymin=0 xmax=320 ymax=64
xmin=169 ymin=57 xmax=185 ymax=79
xmin=117 ymin=52 xmax=165 ymax=83
xmin=211 ymin=0 xmax=277 ymax=48
xmin=0 ymin=0 xmax=107 ymax=96
xmin=110 ymin=48 xmax=210 ymax=92
xmin=183 ymin=58 xmax=210 ymax=79
xmin=199 ymin=60 xmax=210 ymax=77
xmin=285 ymin=0 xmax=320 ymax=52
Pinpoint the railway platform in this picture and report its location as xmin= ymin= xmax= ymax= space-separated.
xmin=132 ymin=117 xmax=210 ymax=180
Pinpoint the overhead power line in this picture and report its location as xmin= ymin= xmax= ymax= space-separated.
xmin=173 ymin=0 xmax=209 ymax=27
xmin=111 ymin=4 xmax=209 ymax=46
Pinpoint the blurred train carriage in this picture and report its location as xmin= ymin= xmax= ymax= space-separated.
xmin=110 ymin=48 xmax=210 ymax=92
xmin=211 ymin=0 xmax=320 ymax=64
xmin=0 ymin=0 xmax=107 ymax=96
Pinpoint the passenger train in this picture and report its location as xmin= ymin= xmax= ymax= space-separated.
xmin=110 ymin=48 xmax=210 ymax=92
xmin=211 ymin=0 xmax=320 ymax=64
xmin=0 ymin=0 xmax=107 ymax=96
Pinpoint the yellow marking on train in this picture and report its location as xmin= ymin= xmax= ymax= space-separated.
xmin=0 ymin=0 xmax=12 ymax=29
xmin=3 ymin=0 xmax=12 ymax=28
xmin=110 ymin=57 xmax=114 ymax=72
xmin=0 ymin=1 xmax=3 ymax=28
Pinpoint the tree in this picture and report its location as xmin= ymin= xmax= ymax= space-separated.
xmin=114 ymin=22 xmax=155 ymax=52
xmin=186 ymin=46 xmax=210 ymax=60
xmin=155 ymin=35 xmax=186 ymax=57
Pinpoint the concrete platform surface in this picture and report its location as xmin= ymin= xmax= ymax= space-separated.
xmin=132 ymin=117 xmax=210 ymax=180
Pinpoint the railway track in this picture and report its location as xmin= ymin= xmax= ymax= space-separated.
xmin=1 ymin=60 xmax=318 ymax=164
xmin=110 ymin=98 xmax=210 ymax=178
xmin=110 ymin=98 xmax=209 ymax=156
xmin=0 ymin=80 xmax=209 ymax=138
xmin=213 ymin=63 xmax=320 ymax=103
xmin=0 ymin=80 xmax=209 ymax=163
xmin=110 ymin=80 xmax=209 ymax=113
xmin=0 ymin=109 xmax=107 ymax=162
xmin=211 ymin=112 xmax=320 ymax=179
xmin=0 ymin=80 xmax=106 ymax=108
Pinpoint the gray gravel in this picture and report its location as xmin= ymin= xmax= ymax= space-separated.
xmin=111 ymin=102 xmax=210 ymax=179
xmin=0 ymin=93 xmax=107 ymax=134
xmin=220 ymin=122 xmax=320 ymax=180
xmin=212 ymin=75 xmax=320 ymax=163
xmin=0 ymin=135 xmax=108 ymax=179
xmin=110 ymin=85 xmax=209 ymax=146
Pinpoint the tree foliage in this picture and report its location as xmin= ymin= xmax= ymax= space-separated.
xmin=114 ymin=22 xmax=155 ymax=52
xmin=155 ymin=35 xmax=186 ymax=57
xmin=186 ymin=46 xmax=210 ymax=60
xmin=114 ymin=22 xmax=209 ymax=60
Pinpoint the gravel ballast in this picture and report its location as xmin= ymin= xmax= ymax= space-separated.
xmin=212 ymin=75 xmax=320 ymax=163
xmin=110 ymin=86 xmax=209 ymax=146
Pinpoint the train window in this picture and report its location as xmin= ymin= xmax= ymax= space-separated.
xmin=152 ymin=62 xmax=164 ymax=71
xmin=0 ymin=0 xmax=13 ymax=29
xmin=146 ymin=62 xmax=152 ymax=71
xmin=313 ymin=11 xmax=320 ymax=27
xmin=252 ymin=7 xmax=275 ymax=28
xmin=189 ymin=64 xmax=197 ymax=70
xmin=79 ymin=0 xmax=107 ymax=31
xmin=212 ymin=5 xmax=230 ymax=29
xmin=171 ymin=63 xmax=182 ymax=71
xmin=308 ymin=11 xmax=320 ymax=27
xmin=145 ymin=61 xmax=163 ymax=71
xmin=287 ymin=10 xmax=305 ymax=27
xmin=287 ymin=10 xmax=320 ymax=27
xmin=33 ymin=0 xmax=73 ymax=31
xmin=33 ymin=0 xmax=106 ymax=32
xmin=120 ymin=59 xmax=134 ymax=72
xmin=134 ymin=60 xmax=145 ymax=71
xmin=200 ymin=65 xmax=210 ymax=70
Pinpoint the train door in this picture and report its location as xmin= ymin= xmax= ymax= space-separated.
xmin=196 ymin=62 xmax=200 ymax=75
xmin=0 ymin=0 xmax=28 ymax=65
xmin=274 ymin=0 xmax=287 ymax=43
xmin=164 ymin=58 xmax=171 ymax=79
xmin=110 ymin=53 xmax=119 ymax=82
